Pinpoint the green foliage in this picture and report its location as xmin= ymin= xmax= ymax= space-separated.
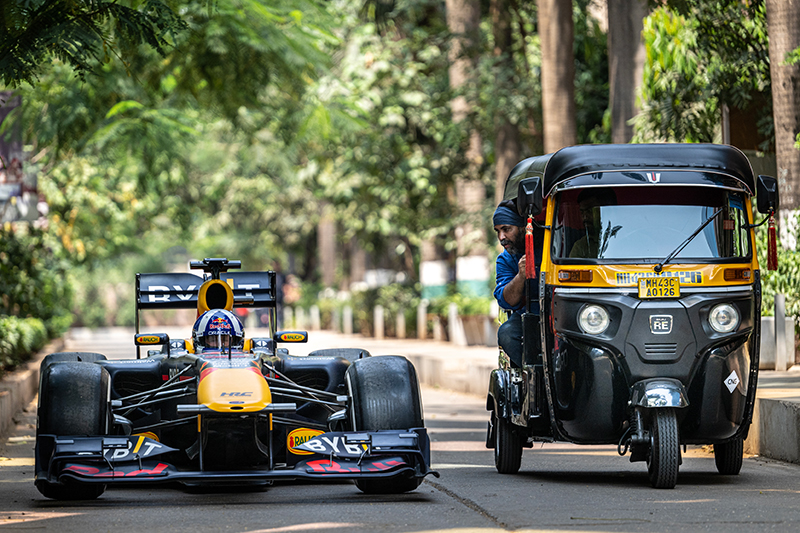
xmin=756 ymin=215 xmax=800 ymax=334
xmin=0 ymin=315 xmax=48 ymax=371
xmin=0 ymin=0 xmax=187 ymax=86
xmin=0 ymin=226 xmax=73 ymax=337
xmin=634 ymin=2 xmax=771 ymax=146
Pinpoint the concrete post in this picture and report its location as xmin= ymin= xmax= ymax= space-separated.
xmin=343 ymin=306 xmax=353 ymax=335
xmin=448 ymin=302 xmax=467 ymax=346
xmin=331 ymin=308 xmax=340 ymax=332
xmin=396 ymin=310 xmax=406 ymax=339
xmin=309 ymin=305 xmax=321 ymax=331
xmin=374 ymin=305 xmax=384 ymax=340
xmin=295 ymin=307 xmax=307 ymax=330
xmin=417 ymin=301 xmax=428 ymax=340
xmin=776 ymin=293 xmax=787 ymax=372
xmin=283 ymin=307 xmax=294 ymax=330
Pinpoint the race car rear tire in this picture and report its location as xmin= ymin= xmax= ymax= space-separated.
xmin=36 ymin=362 xmax=111 ymax=500
xmin=346 ymin=356 xmax=423 ymax=494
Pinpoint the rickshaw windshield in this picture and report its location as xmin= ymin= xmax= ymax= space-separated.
xmin=552 ymin=186 xmax=751 ymax=263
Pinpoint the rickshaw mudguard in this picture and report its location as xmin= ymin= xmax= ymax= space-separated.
xmin=487 ymin=368 xmax=511 ymax=420
xmin=629 ymin=378 xmax=690 ymax=409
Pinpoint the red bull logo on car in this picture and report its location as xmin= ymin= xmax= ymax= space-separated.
xmin=287 ymin=428 xmax=324 ymax=455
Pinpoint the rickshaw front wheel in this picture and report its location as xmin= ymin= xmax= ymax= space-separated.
xmin=714 ymin=437 xmax=744 ymax=475
xmin=494 ymin=413 xmax=523 ymax=474
xmin=647 ymin=408 xmax=680 ymax=489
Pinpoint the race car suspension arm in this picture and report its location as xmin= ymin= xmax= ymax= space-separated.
xmin=262 ymin=367 xmax=340 ymax=414
xmin=266 ymin=387 xmax=345 ymax=409
xmin=133 ymin=416 xmax=197 ymax=433
xmin=113 ymin=389 xmax=195 ymax=413
xmin=269 ymin=415 xmax=327 ymax=431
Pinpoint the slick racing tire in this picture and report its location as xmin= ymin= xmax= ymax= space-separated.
xmin=36 ymin=362 xmax=111 ymax=500
xmin=714 ymin=436 xmax=744 ymax=475
xmin=40 ymin=352 xmax=107 ymax=377
xmin=346 ymin=356 xmax=424 ymax=494
xmin=307 ymin=348 xmax=371 ymax=363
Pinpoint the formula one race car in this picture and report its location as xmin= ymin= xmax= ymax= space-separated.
xmin=35 ymin=258 xmax=436 ymax=500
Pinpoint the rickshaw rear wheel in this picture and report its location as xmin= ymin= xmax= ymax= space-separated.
xmin=647 ymin=408 xmax=679 ymax=489
xmin=494 ymin=414 xmax=523 ymax=474
xmin=714 ymin=437 xmax=743 ymax=475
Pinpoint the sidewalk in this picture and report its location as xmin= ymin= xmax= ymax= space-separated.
xmin=2 ymin=328 xmax=800 ymax=466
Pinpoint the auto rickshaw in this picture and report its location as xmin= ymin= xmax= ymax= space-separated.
xmin=486 ymin=143 xmax=779 ymax=488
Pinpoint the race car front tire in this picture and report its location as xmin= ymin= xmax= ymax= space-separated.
xmin=346 ymin=355 xmax=424 ymax=494
xmin=36 ymin=361 xmax=111 ymax=500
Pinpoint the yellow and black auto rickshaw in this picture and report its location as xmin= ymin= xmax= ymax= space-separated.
xmin=487 ymin=143 xmax=779 ymax=488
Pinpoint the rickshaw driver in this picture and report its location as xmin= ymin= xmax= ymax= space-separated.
xmin=569 ymin=188 xmax=617 ymax=258
xmin=492 ymin=202 xmax=539 ymax=367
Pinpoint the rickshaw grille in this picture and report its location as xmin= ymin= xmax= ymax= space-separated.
xmin=644 ymin=343 xmax=678 ymax=357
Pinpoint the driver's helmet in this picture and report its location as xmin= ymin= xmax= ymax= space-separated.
xmin=192 ymin=309 xmax=244 ymax=351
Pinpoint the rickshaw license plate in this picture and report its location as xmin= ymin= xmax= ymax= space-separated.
xmin=638 ymin=277 xmax=680 ymax=298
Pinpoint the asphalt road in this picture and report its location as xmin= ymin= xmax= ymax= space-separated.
xmin=3 ymin=330 xmax=800 ymax=532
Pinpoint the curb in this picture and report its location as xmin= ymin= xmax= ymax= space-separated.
xmin=745 ymin=396 xmax=800 ymax=463
xmin=0 ymin=338 xmax=63 ymax=440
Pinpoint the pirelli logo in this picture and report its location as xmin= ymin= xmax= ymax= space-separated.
xmin=616 ymin=271 xmax=702 ymax=285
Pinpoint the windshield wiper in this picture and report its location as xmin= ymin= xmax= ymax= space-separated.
xmin=654 ymin=207 xmax=724 ymax=273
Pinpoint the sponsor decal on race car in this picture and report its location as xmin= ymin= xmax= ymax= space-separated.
xmin=100 ymin=436 xmax=177 ymax=462
xmin=301 ymin=457 xmax=407 ymax=474
xmin=64 ymin=463 xmax=170 ymax=478
xmin=279 ymin=332 xmax=307 ymax=342
xmin=296 ymin=434 xmax=370 ymax=458
xmin=287 ymin=428 xmax=324 ymax=455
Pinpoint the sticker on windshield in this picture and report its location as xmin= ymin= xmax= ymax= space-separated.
xmin=724 ymin=370 xmax=740 ymax=393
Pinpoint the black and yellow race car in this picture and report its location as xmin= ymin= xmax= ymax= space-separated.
xmin=35 ymin=258 xmax=436 ymax=500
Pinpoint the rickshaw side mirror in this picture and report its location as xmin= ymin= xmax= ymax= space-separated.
xmin=516 ymin=177 xmax=543 ymax=217
xmin=756 ymin=175 xmax=779 ymax=214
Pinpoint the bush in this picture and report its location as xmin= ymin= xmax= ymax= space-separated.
xmin=0 ymin=315 xmax=48 ymax=371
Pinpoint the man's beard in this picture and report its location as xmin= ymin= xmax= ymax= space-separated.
xmin=500 ymin=230 xmax=526 ymax=255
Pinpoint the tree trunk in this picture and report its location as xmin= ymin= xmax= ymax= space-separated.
xmin=445 ymin=0 xmax=490 ymax=297
xmin=492 ymin=0 xmax=522 ymax=204
xmin=539 ymin=0 xmax=577 ymax=153
xmin=607 ymin=0 xmax=647 ymax=144
xmin=766 ymin=0 xmax=800 ymax=247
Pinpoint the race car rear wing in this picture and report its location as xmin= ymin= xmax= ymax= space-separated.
xmin=135 ymin=270 xmax=277 ymax=333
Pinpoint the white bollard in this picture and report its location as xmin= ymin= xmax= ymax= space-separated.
xmin=295 ymin=307 xmax=307 ymax=330
xmin=309 ymin=305 xmax=321 ymax=331
xmin=283 ymin=307 xmax=294 ymax=330
xmin=343 ymin=306 xmax=353 ymax=335
xmin=776 ymin=293 xmax=787 ymax=372
xmin=448 ymin=302 xmax=467 ymax=346
xmin=331 ymin=308 xmax=340 ymax=332
xmin=396 ymin=310 xmax=406 ymax=339
xmin=374 ymin=305 xmax=384 ymax=340
xmin=417 ymin=301 xmax=428 ymax=340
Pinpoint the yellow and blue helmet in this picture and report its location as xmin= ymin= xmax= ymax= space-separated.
xmin=192 ymin=309 xmax=244 ymax=351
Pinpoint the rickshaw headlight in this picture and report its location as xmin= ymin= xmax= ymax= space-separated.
xmin=578 ymin=305 xmax=610 ymax=335
xmin=709 ymin=303 xmax=739 ymax=333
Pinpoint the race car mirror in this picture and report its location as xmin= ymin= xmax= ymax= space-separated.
xmin=135 ymin=333 xmax=171 ymax=356
xmin=275 ymin=331 xmax=308 ymax=343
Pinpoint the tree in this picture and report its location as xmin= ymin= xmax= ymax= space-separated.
xmin=765 ymin=0 xmax=800 ymax=239
xmin=607 ymin=0 xmax=647 ymax=143
xmin=490 ymin=0 xmax=521 ymax=203
xmin=538 ymin=0 xmax=576 ymax=152
xmin=0 ymin=0 xmax=186 ymax=87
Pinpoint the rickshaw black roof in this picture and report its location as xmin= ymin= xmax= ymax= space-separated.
xmin=502 ymin=143 xmax=757 ymax=201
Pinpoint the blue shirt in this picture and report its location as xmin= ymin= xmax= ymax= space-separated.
xmin=494 ymin=250 xmax=540 ymax=315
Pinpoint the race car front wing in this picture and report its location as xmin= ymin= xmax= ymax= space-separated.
xmin=35 ymin=429 xmax=438 ymax=486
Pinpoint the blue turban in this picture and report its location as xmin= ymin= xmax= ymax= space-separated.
xmin=493 ymin=205 xmax=525 ymax=227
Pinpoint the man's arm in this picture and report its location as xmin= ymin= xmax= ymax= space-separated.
xmin=502 ymin=255 xmax=526 ymax=307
